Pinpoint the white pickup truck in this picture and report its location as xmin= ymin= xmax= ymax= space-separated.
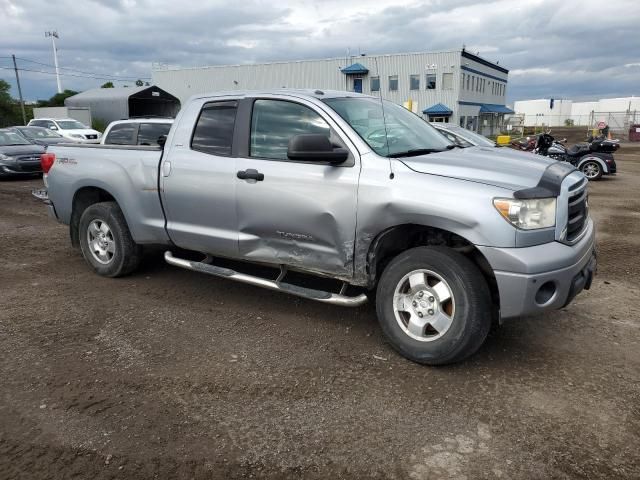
xmin=38 ymin=89 xmax=596 ymax=365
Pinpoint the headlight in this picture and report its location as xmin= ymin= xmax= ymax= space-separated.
xmin=493 ymin=197 xmax=556 ymax=230
xmin=70 ymin=134 xmax=84 ymax=139
xmin=0 ymin=153 xmax=10 ymax=161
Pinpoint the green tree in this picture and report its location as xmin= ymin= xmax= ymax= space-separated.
xmin=135 ymin=79 xmax=144 ymax=87
xmin=0 ymin=79 xmax=31 ymax=126
xmin=101 ymin=81 xmax=114 ymax=88
xmin=37 ymin=89 xmax=79 ymax=107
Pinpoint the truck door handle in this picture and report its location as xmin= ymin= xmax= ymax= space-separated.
xmin=237 ymin=169 xmax=264 ymax=181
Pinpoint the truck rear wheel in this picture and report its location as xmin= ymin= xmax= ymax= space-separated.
xmin=375 ymin=246 xmax=492 ymax=365
xmin=78 ymin=201 xmax=141 ymax=277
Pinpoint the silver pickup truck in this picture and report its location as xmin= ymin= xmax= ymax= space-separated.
xmin=39 ymin=89 xmax=596 ymax=365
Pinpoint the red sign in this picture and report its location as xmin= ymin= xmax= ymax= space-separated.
xmin=597 ymin=121 xmax=606 ymax=129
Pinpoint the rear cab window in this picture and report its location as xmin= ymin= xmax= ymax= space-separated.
xmin=137 ymin=123 xmax=172 ymax=146
xmin=191 ymin=101 xmax=238 ymax=156
xmin=104 ymin=123 xmax=136 ymax=145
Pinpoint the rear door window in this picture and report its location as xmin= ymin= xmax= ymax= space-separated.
xmin=191 ymin=101 xmax=238 ymax=156
xmin=104 ymin=123 xmax=136 ymax=145
xmin=137 ymin=123 xmax=172 ymax=146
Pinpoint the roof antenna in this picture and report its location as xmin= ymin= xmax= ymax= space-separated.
xmin=374 ymin=56 xmax=394 ymax=180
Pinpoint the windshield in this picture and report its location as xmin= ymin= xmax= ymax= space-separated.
xmin=324 ymin=97 xmax=453 ymax=157
xmin=0 ymin=130 xmax=31 ymax=146
xmin=57 ymin=120 xmax=87 ymax=130
xmin=19 ymin=127 xmax=62 ymax=139
xmin=445 ymin=125 xmax=495 ymax=147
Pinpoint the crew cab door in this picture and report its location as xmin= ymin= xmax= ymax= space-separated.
xmin=235 ymin=97 xmax=360 ymax=277
xmin=160 ymin=97 xmax=239 ymax=257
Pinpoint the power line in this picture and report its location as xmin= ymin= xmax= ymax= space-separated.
xmin=14 ymin=57 xmax=151 ymax=80
xmin=0 ymin=55 xmax=151 ymax=81
xmin=0 ymin=65 xmax=149 ymax=82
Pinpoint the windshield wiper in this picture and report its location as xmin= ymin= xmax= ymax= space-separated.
xmin=388 ymin=148 xmax=445 ymax=158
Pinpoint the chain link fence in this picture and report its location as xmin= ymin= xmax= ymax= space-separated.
xmin=506 ymin=111 xmax=639 ymax=139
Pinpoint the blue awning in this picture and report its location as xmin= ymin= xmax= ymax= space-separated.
xmin=479 ymin=104 xmax=514 ymax=114
xmin=423 ymin=103 xmax=453 ymax=116
xmin=341 ymin=63 xmax=369 ymax=75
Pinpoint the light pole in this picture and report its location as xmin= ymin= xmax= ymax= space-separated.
xmin=45 ymin=31 xmax=62 ymax=93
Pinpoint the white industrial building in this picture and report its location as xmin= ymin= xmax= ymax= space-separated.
xmin=512 ymin=99 xmax=573 ymax=127
xmin=152 ymin=49 xmax=513 ymax=135
xmin=514 ymin=96 xmax=640 ymax=132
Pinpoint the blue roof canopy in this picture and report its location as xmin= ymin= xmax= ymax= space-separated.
xmin=423 ymin=103 xmax=453 ymax=116
xmin=479 ymin=104 xmax=514 ymax=114
xmin=341 ymin=63 xmax=369 ymax=75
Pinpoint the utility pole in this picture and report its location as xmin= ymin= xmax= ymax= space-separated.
xmin=45 ymin=31 xmax=62 ymax=93
xmin=11 ymin=55 xmax=27 ymax=125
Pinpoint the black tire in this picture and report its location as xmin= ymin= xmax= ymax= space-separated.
xmin=375 ymin=246 xmax=492 ymax=365
xmin=78 ymin=201 xmax=142 ymax=277
xmin=580 ymin=160 xmax=603 ymax=180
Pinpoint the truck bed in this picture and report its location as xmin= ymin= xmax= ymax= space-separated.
xmin=46 ymin=143 xmax=170 ymax=245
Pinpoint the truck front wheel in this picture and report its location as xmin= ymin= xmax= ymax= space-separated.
xmin=376 ymin=246 xmax=492 ymax=365
xmin=78 ymin=201 xmax=142 ymax=277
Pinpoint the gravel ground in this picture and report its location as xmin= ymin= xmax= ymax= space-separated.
xmin=1 ymin=152 xmax=639 ymax=479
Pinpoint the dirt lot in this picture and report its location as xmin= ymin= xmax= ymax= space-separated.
xmin=1 ymin=151 xmax=639 ymax=479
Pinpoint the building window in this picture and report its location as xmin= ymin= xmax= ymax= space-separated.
xmin=389 ymin=75 xmax=398 ymax=91
xmin=370 ymin=76 xmax=380 ymax=92
xmin=409 ymin=74 xmax=420 ymax=90
xmin=459 ymin=116 xmax=465 ymax=127
xmin=426 ymin=73 xmax=436 ymax=89
xmin=466 ymin=74 xmax=470 ymax=90
xmin=442 ymin=73 xmax=453 ymax=90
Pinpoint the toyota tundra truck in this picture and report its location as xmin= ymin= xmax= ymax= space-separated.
xmin=38 ymin=89 xmax=596 ymax=365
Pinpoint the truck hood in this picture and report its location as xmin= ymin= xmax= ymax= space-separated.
xmin=400 ymin=146 xmax=558 ymax=191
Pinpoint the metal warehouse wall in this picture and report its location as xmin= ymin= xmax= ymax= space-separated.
xmin=152 ymin=51 xmax=466 ymax=116
xmin=65 ymin=94 xmax=130 ymax=124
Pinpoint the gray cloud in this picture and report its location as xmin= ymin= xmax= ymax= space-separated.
xmin=1 ymin=0 xmax=638 ymax=102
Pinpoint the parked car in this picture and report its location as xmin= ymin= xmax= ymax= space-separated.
xmin=10 ymin=126 xmax=70 ymax=147
xmin=0 ymin=128 xmax=45 ymax=177
xmin=27 ymin=118 xmax=102 ymax=143
xmin=37 ymin=90 xmax=595 ymax=365
xmin=431 ymin=123 xmax=497 ymax=148
xmin=102 ymin=118 xmax=173 ymax=146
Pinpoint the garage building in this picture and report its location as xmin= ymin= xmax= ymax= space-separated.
xmin=64 ymin=85 xmax=181 ymax=125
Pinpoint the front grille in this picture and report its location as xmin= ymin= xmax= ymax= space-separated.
xmin=566 ymin=178 xmax=588 ymax=242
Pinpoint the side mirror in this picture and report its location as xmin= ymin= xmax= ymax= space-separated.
xmin=157 ymin=135 xmax=167 ymax=148
xmin=287 ymin=134 xmax=348 ymax=164
xmin=49 ymin=125 xmax=58 ymax=130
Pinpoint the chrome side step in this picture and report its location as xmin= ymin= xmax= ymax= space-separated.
xmin=164 ymin=251 xmax=368 ymax=307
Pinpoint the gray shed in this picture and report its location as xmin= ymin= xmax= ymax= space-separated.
xmin=65 ymin=85 xmax=181 ymax=124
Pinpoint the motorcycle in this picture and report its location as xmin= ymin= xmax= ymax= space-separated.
xmin=534 ymin=132 xmax=618 ymax=181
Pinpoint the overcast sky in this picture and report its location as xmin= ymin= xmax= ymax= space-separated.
xmin=1 ymin=0 xmax=639 ymax=103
